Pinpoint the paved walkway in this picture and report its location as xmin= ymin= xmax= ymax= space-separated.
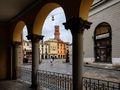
xmin=0 ymin=80 xmax=44 ymax=90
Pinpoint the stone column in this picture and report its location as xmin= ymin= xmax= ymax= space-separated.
xmin=63 ymin=17 xmax=92 ymax=90
xmin=27 ymin=34 xmax=44 ymax=88
xmin=12 ymin=42 xmax=21 ymax=80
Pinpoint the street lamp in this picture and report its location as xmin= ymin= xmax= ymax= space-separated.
xmin=66 ymin=50 xmax=70 ymax=63
xmin=45 ymin=47 xmax=47 ymax=59
xmin=41 ymin=36 xmax=44 ymax=59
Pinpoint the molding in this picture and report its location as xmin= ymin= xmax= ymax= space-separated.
xmin=89 ymin=0 xmax=120 ymax=17
xmin=91 ymin=0 xmax=106 ymax=10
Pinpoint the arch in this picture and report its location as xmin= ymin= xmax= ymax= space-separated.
xmin=13 ymin=21 xmax=26 ymax=42
xmin=94 ymin=22 xmax=112 ymax=63
xmin=94 ymin=22 xmax=112 ymax=35
xmin=33 ymin=3 xmax=63 ymax=35
xmin=79 ymin=0 xmax=94 ymax=20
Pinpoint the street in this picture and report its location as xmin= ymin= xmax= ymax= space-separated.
xmin=21 ymin=59 xmax=120 ymax=83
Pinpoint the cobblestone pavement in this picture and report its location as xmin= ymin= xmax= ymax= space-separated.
xmin=22 ymin=59 xmax=120 ymax=83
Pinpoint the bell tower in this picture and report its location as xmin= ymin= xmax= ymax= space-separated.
xmin=54 ymin=25 xmax=60 ymax=40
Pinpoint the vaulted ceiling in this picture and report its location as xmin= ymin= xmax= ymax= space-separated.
xmin=0 ymin=0 xmax=102 ymax=23
xmin=0 ymin=0 xmax=35 ymax=22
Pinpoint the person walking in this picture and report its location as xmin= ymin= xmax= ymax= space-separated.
xmin=52 ymin=56 xmax=54 ymax=61
xmin=50 ymin=56 xmax=53 ymax=65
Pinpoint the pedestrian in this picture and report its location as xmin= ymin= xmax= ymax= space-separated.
xmin=52 ymin=56 xmax=54 ymax=61
xmin=50 ymin=56 xmax=53 ymax=65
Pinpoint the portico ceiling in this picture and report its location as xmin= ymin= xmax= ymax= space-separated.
xmin=0 ymin=0 xmax=35 ymax=22
xmin=0 ymin=0 xmax=103 ymax=23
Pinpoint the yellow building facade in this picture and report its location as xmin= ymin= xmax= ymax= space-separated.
xmin=45 ymin=39 xmax=58 ymax=58
xmin=45 ymin=25 xmax=69 ymax=59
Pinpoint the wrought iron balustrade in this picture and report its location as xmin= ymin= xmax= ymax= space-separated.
xmin=18 ymin=67 xmax=120 ymax=90
xmin=37 ymin=70 xmax=72 ymax=90
xmin=82 ymin=77 xmax=120 ymax=90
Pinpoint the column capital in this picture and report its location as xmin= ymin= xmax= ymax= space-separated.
xmin=12 ymin=41 xmax=21 ymax=46
xmin=27 ymin=34 xmax=44 ymax=42
xmin=63 ymin=17 xmax=92 ymax=33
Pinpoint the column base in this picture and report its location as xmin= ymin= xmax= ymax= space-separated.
xmin=30 ymin=84 xmax=38 ymax=89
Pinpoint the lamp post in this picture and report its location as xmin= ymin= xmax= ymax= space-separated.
xmin=41 ymin=36 xmax=44 ymax=59
xmin=66 ymin=50 xmax=70 ymax=63
xmin=45 ymin=46 xmax=47 ymax=59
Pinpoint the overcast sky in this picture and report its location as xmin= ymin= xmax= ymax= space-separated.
xmin=23 ymin=7 xmax=72 ymax=43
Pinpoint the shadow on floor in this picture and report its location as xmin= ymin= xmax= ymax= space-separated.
xmin=0 ymin=80 xmax=38 ymax=90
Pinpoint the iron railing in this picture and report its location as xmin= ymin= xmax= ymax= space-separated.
xmin=18 ymin=67 xmax=120 ymax=90
xmin=82 ymin=77 xmax=120 ymax=90
xmin=37 ymin=70 xmax=72 ymax=90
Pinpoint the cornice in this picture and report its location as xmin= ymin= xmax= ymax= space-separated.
xmin=91 ymin=0 xmax=107 ymax=10
xmin=89 ymin=0 xmax=120 ymax=17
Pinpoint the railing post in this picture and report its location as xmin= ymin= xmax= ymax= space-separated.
xmin=90 ymin=78 xmax=91 ymax=90
xmin=112 ymin=85 xmax=115 ymax=90
xmin=118 ymin=83 xmax=120 ymax=90
xmin=107 ymin=81 xmax=109 ymax=90
xmin=98 ymin=80 xmax=99 ymax=90
xmin=102 ymin=83 xmax=105 ymax=90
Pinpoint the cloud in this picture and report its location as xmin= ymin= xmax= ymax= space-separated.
xmin=23 ymin=26 xmax=28 ymax=41
xmin=42 ymin=7 xmax=72 ymax=43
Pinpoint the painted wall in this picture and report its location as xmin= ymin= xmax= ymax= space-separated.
xmin=0 ymin=24 xmax=9 ymax=79
xmin=46 ymin=40 xmax=58 ymax=55
xmin=58 ymin=42 xmax=66 ymax=58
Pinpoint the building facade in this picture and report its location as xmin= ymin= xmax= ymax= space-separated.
xmin=22 ymin=40 xmax=32 ymax=63
xmin=45 ymin=25 xmax=70 ymax=59
xmin=83 ymin=0 xmax=120 ymax=66
xmin=45 ymin=39 xmax=58 ymax=58
xmin=22 ymin=25 xmax=70 ymax=60
xmin=69 ymin=44 xmax=72 ymax=63
xmin=39 ymin=42 xmax=49 ymax=59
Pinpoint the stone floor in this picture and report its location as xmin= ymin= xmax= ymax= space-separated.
xmin=0 ymin=80 xmax=39 ymax=90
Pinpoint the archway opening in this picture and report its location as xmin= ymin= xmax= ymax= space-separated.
xmin=13 ymin=21 xmax=26 ymax=65
xmin=42 ymin=7 xmax=72 ymax=61
xmin=33 ymin=3 xmax=72 ymax=64
xmin=13 ymin=21 xmax=32 ymax=81
xmin=94 ymin=22 xmax=112 ymax=63
xmin=22 ymin=26 xmax=32 ymax=64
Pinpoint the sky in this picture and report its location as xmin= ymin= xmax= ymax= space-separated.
xmin=23 ymin=7 xmax=72 ymax=43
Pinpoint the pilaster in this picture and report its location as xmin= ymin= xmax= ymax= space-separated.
xmin=12 ymin=41 xmax=21 ymax=80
